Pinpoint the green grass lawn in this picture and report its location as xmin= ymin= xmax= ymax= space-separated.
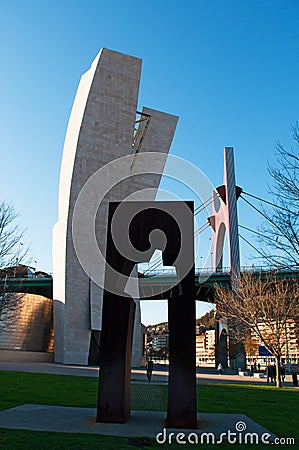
xmin=0 ymin=370 xmax=297 ymax=449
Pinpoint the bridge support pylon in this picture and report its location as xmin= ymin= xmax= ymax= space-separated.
xmin=208 ymin=147 xmax=242 ymax=283
xmin=208 ymin=147 xmax=243 ymax=369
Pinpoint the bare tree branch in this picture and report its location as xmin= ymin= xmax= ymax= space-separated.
xmin=258 ymin=123 xmax=299 ymax=267
xmin=213 ymin=271 xmax=299 ymax=388
xmin=0 ymin=201 xmax=28 ymax=267
xmin=0 ymin=201 xmax=29 ymax=333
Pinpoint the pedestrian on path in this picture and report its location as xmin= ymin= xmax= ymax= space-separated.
xmin=217 ymin=363 xmax=223 ymax=375
xmin=280 ymin=364 xmax=286 ymax=382
xmin=146 ymin=358 xmax=154 ymax=382
xmin=266 ymin=364 xmax=271 ymax=384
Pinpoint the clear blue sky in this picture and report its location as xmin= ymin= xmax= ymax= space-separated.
xmin=1 ymin=1 xmax=299 ymax=324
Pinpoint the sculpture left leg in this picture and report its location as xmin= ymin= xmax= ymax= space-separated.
xmin=96 ymin=293 xmax=136 ymax=423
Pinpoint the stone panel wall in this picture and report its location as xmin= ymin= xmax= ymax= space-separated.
xmin=53 ymin=48 xmax=178 ymax=366
xmin=0 ymin=293 xmax=54 ymax=353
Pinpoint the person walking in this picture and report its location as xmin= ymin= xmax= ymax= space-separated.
xmin=269 ymin=364 xmax=275 ymax=383
xmin=217 ymin=363 xmax=223 ymax=375
xmin=266 ymin=364 xmax=271 ymax=385
xmin=146 ymin=358 xmax=154 ymax=383
xmin=280 ymin=364 xmax=286 ymax=382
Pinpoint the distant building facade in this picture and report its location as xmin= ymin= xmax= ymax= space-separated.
xmin=152 ymin=333 xmax=169 ymax=350
xmin=247 ymin=319 xmax=299 ymax=367
xmin=196 ymin=329 xmax=215 ymax=367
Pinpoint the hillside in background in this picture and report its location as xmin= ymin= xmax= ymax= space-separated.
xmin=196 ymin=309 xmax=215 ymax=330
xmin=146 ymin=309 xmax=215 ymax=333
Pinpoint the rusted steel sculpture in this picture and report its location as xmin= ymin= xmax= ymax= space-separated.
xmin=97 ymin=201 xmax=196 ymax=428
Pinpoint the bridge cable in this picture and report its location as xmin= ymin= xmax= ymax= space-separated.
xmin=239 ymin=224 xmax=283 ymax=245
xmin=144 ymin=220 xmax=210 ymax=273
xmin=143 ymin=258 xmax=163 ymax=274
xmin=239 ymin=233 xmax=281 ymax=267
xmin=144 ymin=221 xmax=210 ymax=274
xmin=239 ymin=233 xmax=294 ymax=271
xmin=240 ymin=195 xmax=292 ymax=242
xmin=141 ymin=256 xmax=162 ymax=274
xmin=241 ymin=191 xmax=291 ymax=213
xmin=143 ymin=196 xmax=213 ymax=274
xmin=194 ymin=197 xmax=213 ymax=216
xmin=194 ymin=195 xmax=213 ymax=213
xmin=239 ymin=225 xmax=297 ymax=269
xmin=144 ymin=220 xmax=209 ymax=273
xmin=240 ymin=196 xmax=299 ymax=263
xmin=148 ymin=254 xmax=162 ymax=265
xmin=143 ymin=254 xmax=163 ymax=271
xmin=194 ymin=222 xmax=210 ymax=237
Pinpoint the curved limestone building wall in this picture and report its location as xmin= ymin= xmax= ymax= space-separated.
xmin=53 ymin=48 xmax=178 ymax=365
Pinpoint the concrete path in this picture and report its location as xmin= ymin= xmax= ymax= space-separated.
xmin=0 ymin=403 xmax=277 ymax=441
xmin=0 ymin=360 xmax=294 ymax=386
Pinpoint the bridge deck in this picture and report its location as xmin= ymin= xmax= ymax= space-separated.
xmin=1 ymin=269 xmax=298 ymax=301
xmin=0 ymin=277 xmax=53 ymax=299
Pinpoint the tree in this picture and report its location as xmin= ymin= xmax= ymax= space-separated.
xmin=243 ymin=338 xmax=258 ymax=358
xmin=259 ymin=124 xmax=299 ymax=268
xmin=0 ymin=201 xmax=27 ymax=267
xmin=0 ymin=201 xmax=28 ymax=333
xmin=213 ymin=271 xmax=299 ymax=388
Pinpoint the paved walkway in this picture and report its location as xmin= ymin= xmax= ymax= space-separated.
xmin=0 ymin=404 xmax=277 ymax=441
xmin=0 ymin=360 xmax=294 ymax=386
